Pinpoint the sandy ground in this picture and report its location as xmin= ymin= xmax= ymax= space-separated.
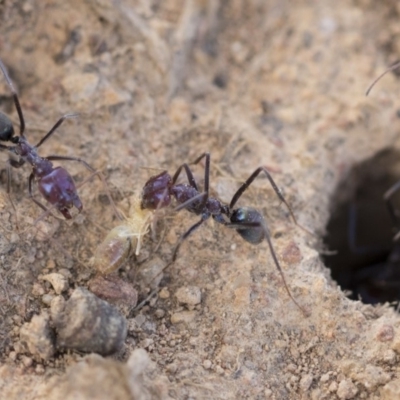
xmin=2 ymin=0 xmax=400 ymax=399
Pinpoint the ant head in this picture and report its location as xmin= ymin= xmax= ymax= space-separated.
xmin=0 ymin=112 xmax=15 ymax=142
xmin=141 ymin=171 xmax=173 ymax=210
xmin=230 ymin=206 xmax=267 ymax=245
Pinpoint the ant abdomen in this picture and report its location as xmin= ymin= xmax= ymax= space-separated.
xmin=141 ymin=171 xmax=172 ymax=210
xmin=230 ymin=207 xmax=267 ymax=245
xmin=38 ymin=167 xmax=83 ymax=219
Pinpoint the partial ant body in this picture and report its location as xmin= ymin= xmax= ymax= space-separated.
xmin=95 ymin=153 xmax=308 ymax=315
xmin=0 ymin=58 xmax=103 ymax=219
xmin=139 ymin=152 xmax=310 ymax=315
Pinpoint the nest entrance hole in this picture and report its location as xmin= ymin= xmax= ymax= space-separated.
xmin=323 ymin=149 xmax=400 ymax=306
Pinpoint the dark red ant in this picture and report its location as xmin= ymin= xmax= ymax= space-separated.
xmin=140 ymin=152 xmax=311 ymax=315
xmin=0 ymin=58 xmax=101 ymax=219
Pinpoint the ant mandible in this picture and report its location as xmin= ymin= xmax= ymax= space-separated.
xmin=0 ymin=58 xmax=100 ymax=219
xmin=140 ymin=152 xmax=311 ymax=316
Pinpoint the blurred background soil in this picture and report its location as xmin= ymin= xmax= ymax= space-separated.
xmin=2 ymin=0 xmax=400 ymax=399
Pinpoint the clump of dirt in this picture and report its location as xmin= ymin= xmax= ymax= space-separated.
xmin=2 ymin=0 xmax=400 ymax=399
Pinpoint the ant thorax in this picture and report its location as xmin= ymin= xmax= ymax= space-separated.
xmin=93 ymin=195 xmax=154 ymax=275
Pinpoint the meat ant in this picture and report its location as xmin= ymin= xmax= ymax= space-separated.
xmin=138 ymin=152 xmax=312 ymax=315
xmin=0 ymin=58 xmax=109 ymax=220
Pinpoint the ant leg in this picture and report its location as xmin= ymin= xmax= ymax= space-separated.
xmin=263 ymin=229 xmax=309 ymax=316
xmin=189 ymin=152 xmax=210 ymax=192
xmin=192 ymin=152 xmax=210 ymax=209
xmin=166 ymin=154 xmax=209 ymax=215
xmin=366 ymin=61 xmax=400 ymax=96
xmin=173 ymin=192 xmax=208 ymax=213
xmin=229 ymin=167 xmax=313 ymax=236
xmin=171 ymin=217 xmax=208 ymax=262
xmin=0 ymin=59 xmax=25 ymax=135
xmin=172 ymin=163 xmax=198 ymax=189
xmin=45 ymin=155 xmax=122 ymax=220
xmin=222 ymin=218 xmax=308 ymax=316
xmin=5 ymin=157 xmax=27 ymax=228
xmin=152 ymin=216 xmax=209 ymax=282
xmin=5 ymin=161 xmax=19 ymax=227
xmin=172 ymin=152 xmax=211 ymax=210
xmin=172 ymin=152 xmax=211 ymax=191
xmin=35 ymin=113 xmax=80 ymax=148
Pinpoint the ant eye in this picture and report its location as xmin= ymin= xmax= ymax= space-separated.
xmin=0 ymin=113 xmax=14 ymax=141
xmin=233 ymin=209 xmax=246 ymax=221
xmin=231 ymin=207 xmax=262 ymax=224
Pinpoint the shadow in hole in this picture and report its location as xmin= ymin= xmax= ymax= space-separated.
xmin=323 ymin=150 xmax=400 ymax=306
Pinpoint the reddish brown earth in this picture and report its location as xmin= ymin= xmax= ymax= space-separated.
xmin=2 ymin=1 xmax=400 ymax=399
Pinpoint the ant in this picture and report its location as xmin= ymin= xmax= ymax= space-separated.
xmin=138 ymin=152 xmax=312 ymax=315
xmin=0 ymin=58 xmax=105 ymax=220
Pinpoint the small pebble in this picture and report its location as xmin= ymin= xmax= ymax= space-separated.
xmin=35 ymin=364 xmax=45 ymax=375
xmin=159 ymin=288 xmax=170 ymax=299
xmin=136 ymin=256 xmax=165 ymax=288
xmin=215 ymin=365 xmax=224 ymax=375
xmin=281 ymin=241 xmax=302 ymax=265
xmin=383 ymin=349 xmax=396 ymax=364
xmin=154 ymin=309 xmax=165 ymax=319
xmin=141 ymin=338 xmax=154 ymax=349
xmin=31 ymin=283 xmax=45 ymax=297
xmin=51 ymin=287 xmax=127 ymax=355
xmin=377 ymin=325 xmax=394 ymax=342
xmin=42 ymin=294 xmax=55 ymax=306
xmin=21 ymin=356 xmax=33 ymax=368
xmin=19 ymin=313 xmax=55 ymax=360
xmin=329 ymin=382 xmax=338 ymax=392
xmin=337 ymin=379 xmax=358 ymax=399
xmin=88 ymin=275 xmax=138 ymax=311
xmin=299 ymin=374 xmax=313 ymax=391
xmin=320 ymin=372 xmax=331 ymax=382
xmin=175 ymin=286 xmax=201 ymax=309
xmin=170 ymin=311 xmax=196 ymax=324
xmin=167 ymin=363 xmax=179 ymax=375
xmin=42 ymin=273 xmax=69 ymax=294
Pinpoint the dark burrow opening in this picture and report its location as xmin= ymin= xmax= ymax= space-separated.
xmin=323 ymin=149 xmax=400 ymax=306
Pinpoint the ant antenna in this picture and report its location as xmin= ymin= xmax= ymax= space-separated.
xmin=0 ymin=59 xmax=25 ymax=135
xmin=366 ymin=61 xmax=400 ymax=96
